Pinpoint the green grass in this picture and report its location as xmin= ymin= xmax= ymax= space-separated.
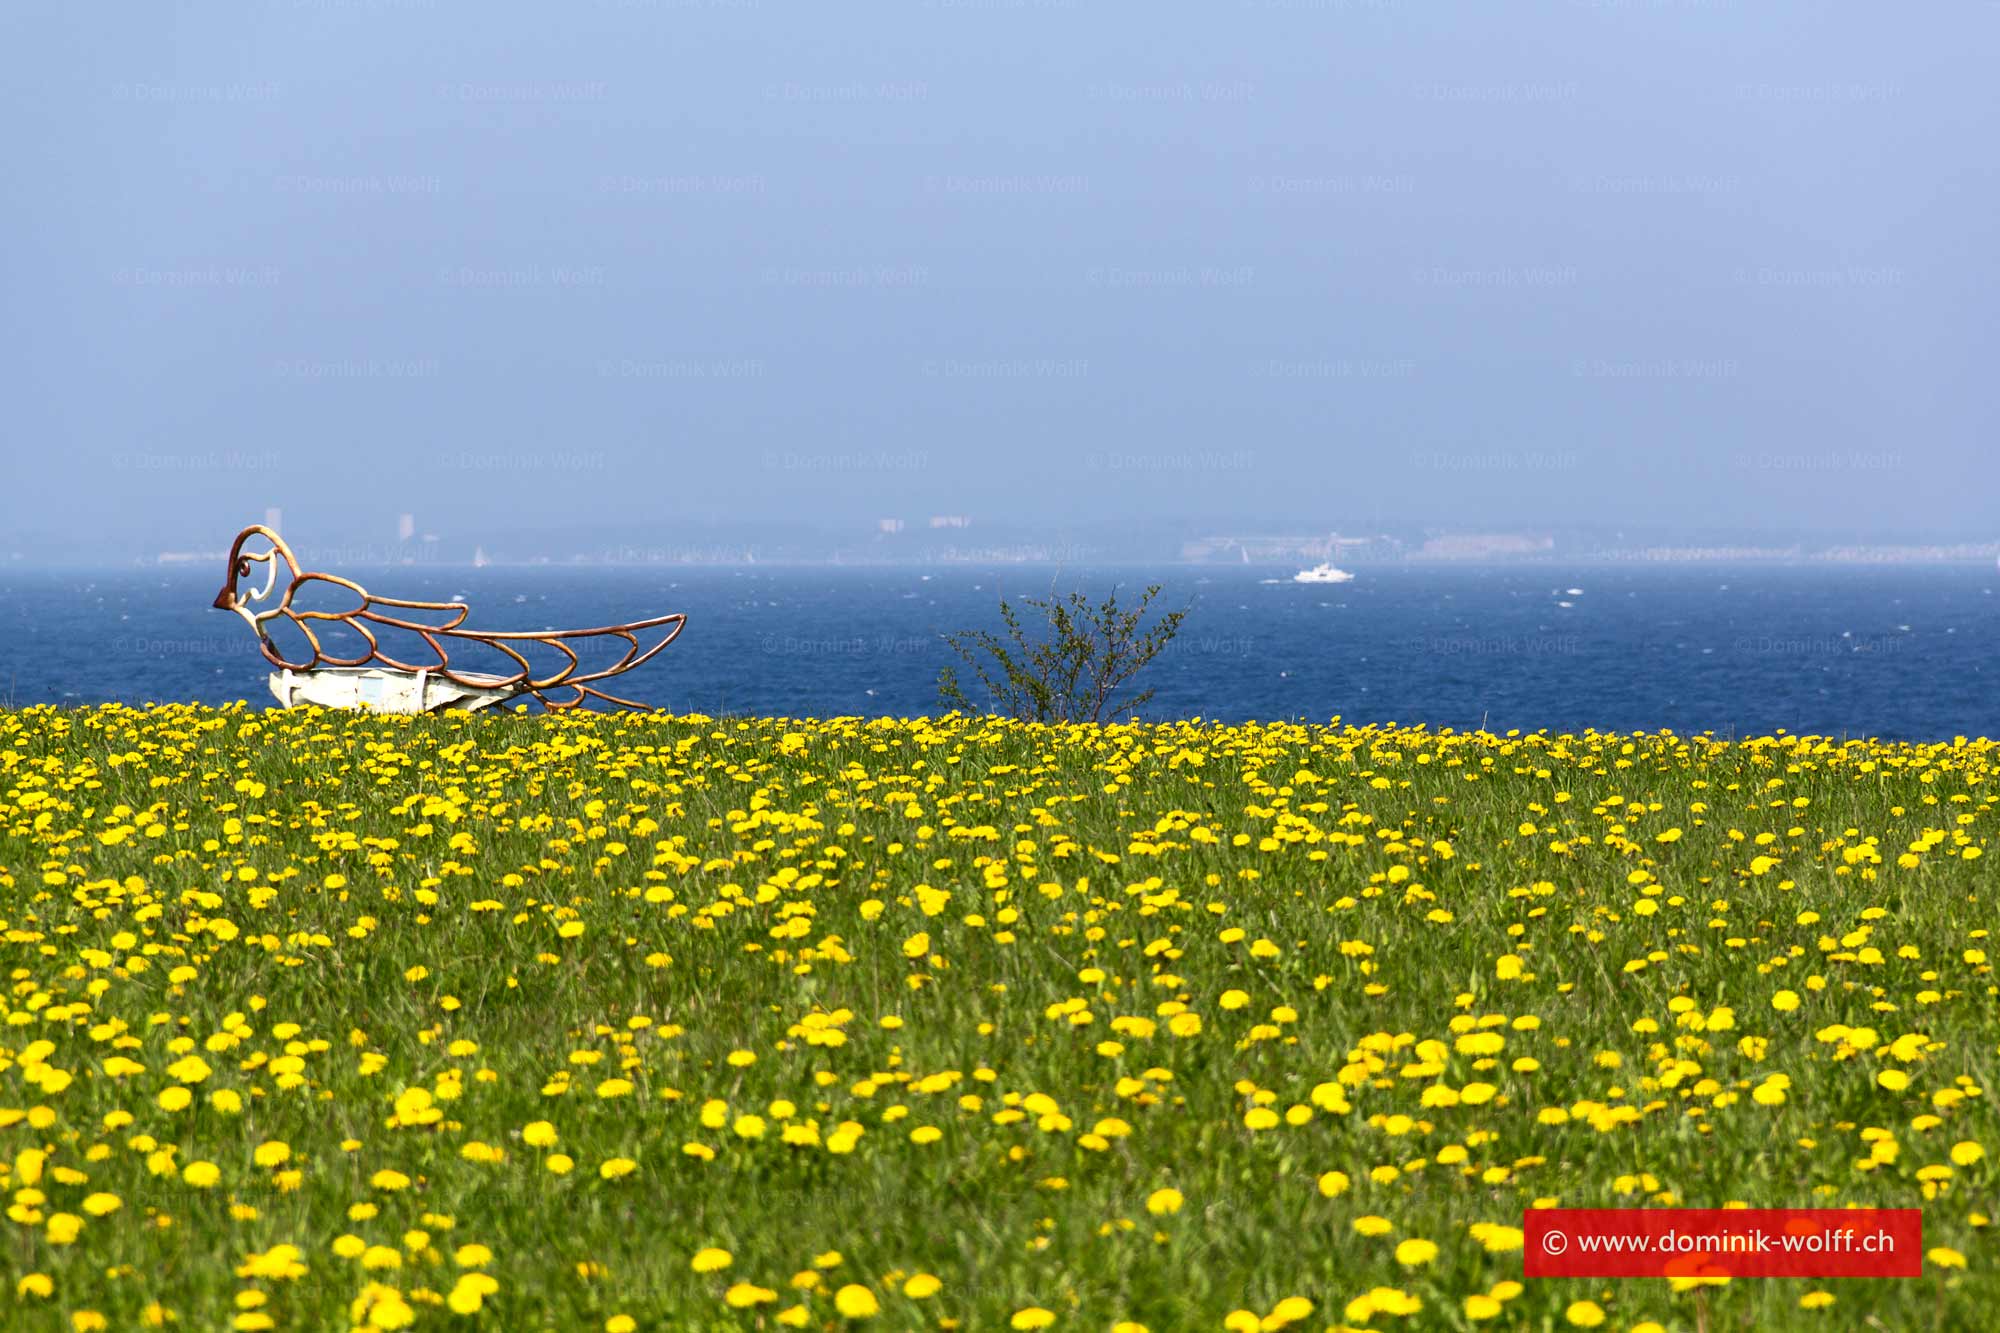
xmin=0 ymin=703 xmax=1992 ymax=1331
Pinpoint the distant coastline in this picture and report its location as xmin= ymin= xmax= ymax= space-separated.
xmin=126 ymin=540 xmax=2000 ymax=569
xmin=17 ymin=516 xmax=1998 ymax=572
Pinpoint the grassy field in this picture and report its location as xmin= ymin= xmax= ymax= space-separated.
xmin=0 ymin=703 xmax=1992 ymax=1331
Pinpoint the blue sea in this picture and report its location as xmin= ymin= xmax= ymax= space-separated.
xmin=2 ymin=564 xmax=1995 ymax=739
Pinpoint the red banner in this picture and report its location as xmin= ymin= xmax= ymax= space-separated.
xmin=1523 ymin=1208 xmax=1923 ymax=1279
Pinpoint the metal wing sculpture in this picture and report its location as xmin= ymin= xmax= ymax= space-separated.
xmin=211 ymin=525 xmax=685 ymax=712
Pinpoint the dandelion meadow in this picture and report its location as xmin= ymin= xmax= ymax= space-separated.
xmin=1 ymin=703 xmax=1992 ymax=1330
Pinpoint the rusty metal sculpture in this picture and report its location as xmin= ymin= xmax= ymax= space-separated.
xmin=211 ymin=525 xmax=685 ymax=712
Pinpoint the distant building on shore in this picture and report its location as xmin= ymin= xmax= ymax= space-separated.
xmin=1411 ymin=533 xmax=1556 ymax=560
xmin=1182 ymin=532 xmax=1389 ymax=563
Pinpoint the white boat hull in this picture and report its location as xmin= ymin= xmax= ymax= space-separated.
xmin=268 ymin=667 xmax=524 ymax=714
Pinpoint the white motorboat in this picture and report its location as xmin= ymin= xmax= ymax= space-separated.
xmin=1292 ymin=563 xmax=1355 ymax=584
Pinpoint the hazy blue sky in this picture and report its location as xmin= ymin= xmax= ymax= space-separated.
xmin=4 ymin=2 xmax=1994 ymax=554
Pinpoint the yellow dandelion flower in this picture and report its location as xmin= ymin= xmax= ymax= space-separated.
xmin=833 ymin=1284 xmax=880 ymax=1319
xmin=1394 ymin=1238 xmax=1438 ymax=1267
